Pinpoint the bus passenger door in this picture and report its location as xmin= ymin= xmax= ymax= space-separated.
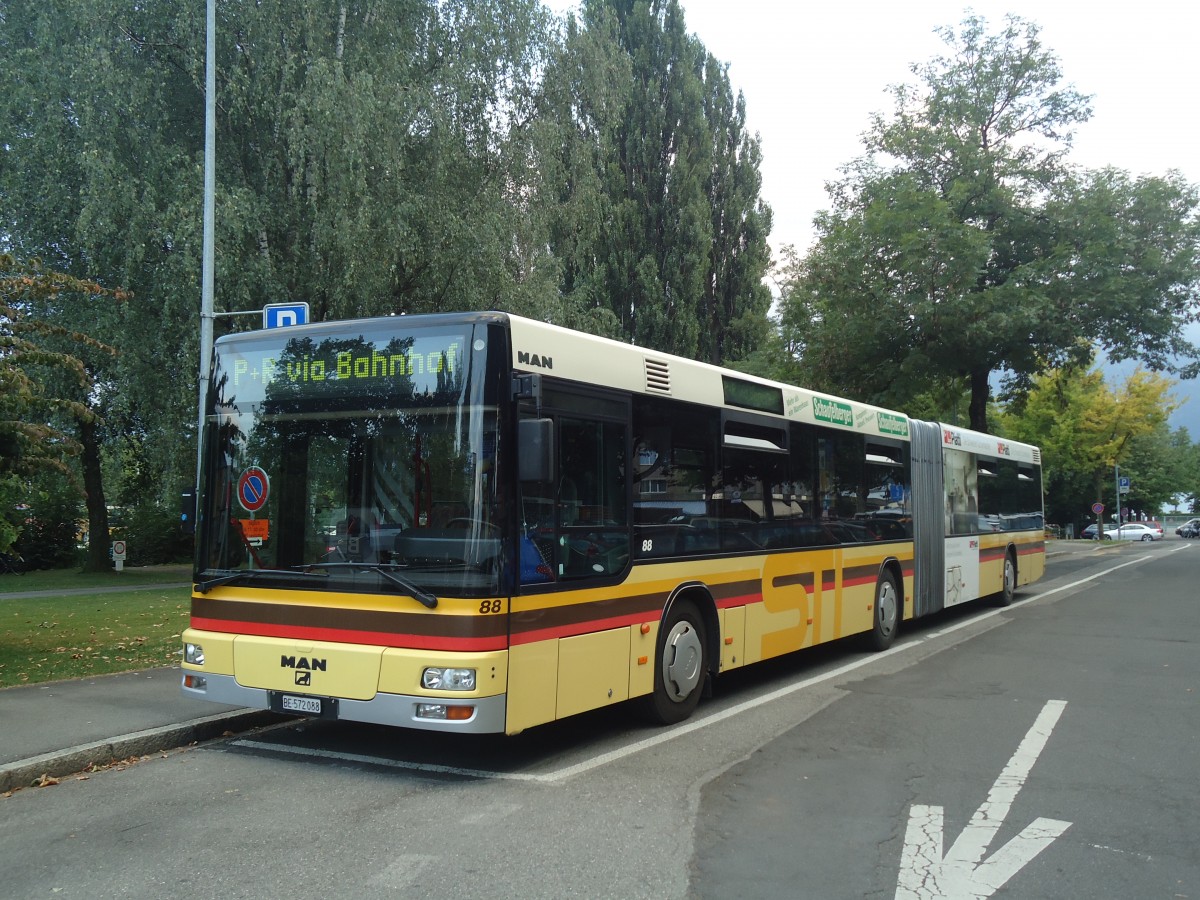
xmin=509 ymin=385 xmax=632 ymax=731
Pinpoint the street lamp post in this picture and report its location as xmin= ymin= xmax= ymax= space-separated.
xmin=196 ymin=0 xmax=216 ymax=490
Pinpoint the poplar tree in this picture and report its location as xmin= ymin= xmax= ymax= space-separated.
xmin=540 ymin=0 xmax=772 ymax=364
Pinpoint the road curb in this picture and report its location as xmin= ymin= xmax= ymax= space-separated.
xmin=0 ymin=709 xmax=279 ymax=794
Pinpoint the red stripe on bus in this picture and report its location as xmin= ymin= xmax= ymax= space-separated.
xmin=716 ymin=592 xmax=761 ymax=609
xmin=841 ymin=575 xmax=876 ymax=589
xmin=189 ymin=617 xmax=507 ymax=652
xmin=509 ymin=610 xmax=657 ymax=645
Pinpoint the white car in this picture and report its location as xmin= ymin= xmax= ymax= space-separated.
xmin=1103 ymin=523 xmax=1163 ymax=542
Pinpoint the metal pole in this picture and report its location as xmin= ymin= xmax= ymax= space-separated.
xmin=1114 ymin=464 xmax=1121 ymax=529
xmin=196 ymin=0 xmax=216 ymax=490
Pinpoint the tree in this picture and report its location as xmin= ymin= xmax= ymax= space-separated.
xmin=1 ymin=0 xmax=774 ymax=561
xmin=781 ymin=13 xmax=1200 ymax=433
xmin=538 ymin=0 xmax=773 ymax=364
xmin=1120 ymin=423 xmax=1191 ymax=518
xmin=999 ymin=364 xmax=1175 ymax=527
xmin=698 ymin=51 xmax=773 ymax=366
xmin=0 ymin=254 xmax=119 ymax=561
xmin=592 ymin=0 xmax=713 ymax=356
xmin=1 ymin=0 xmax=202 ymax=545
xmin=528 ymin=4 xmax=632 ymax=336
xmin=1 ymin=0 xmax=560 ymax=546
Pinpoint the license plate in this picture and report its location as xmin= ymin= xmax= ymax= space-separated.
xmin=280 ymin=694 xmax=322 ymax=715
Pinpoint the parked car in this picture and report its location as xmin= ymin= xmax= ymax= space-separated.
xmin=1176 ymin=518 xmax=1200 ymax=538
xmin=1103 ymin=522 xmax=1163 ymax=542
xmin=1080 ymin=523 xmax=1103 ymax=540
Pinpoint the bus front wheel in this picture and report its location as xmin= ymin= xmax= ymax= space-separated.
xmin=641 ymin=600 xmax=707 ymax=725
xmin=868 ymin=571 xmax=899 ymax=651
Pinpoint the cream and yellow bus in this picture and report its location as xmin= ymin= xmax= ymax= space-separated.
xmin=182 ymin=312 xmax=1044 ymax=733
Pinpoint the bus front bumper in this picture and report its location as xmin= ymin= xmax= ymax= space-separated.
xmin=181 ymin=671 xmax=507 ymax=734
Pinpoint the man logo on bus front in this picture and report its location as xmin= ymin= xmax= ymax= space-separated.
xmin=295 ymin=671 xmax=312 ymax=686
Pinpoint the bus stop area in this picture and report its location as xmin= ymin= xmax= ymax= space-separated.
xmin=0 ymin=537 xmax=1106 ymax=794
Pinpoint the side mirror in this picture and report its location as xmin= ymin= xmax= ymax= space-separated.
xmin=519 ymin=418 xmax=555 ymax=483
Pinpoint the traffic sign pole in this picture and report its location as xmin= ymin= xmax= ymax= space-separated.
xmin=1114 ymin=465 xmax=1122 ymax=525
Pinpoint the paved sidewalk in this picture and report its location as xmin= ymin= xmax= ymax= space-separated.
xmin=0 ymin=666 xmax=276 ymax=793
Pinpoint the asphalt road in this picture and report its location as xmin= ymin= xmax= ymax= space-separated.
xmin=1 ymin=541 xmax=1196 ymax=899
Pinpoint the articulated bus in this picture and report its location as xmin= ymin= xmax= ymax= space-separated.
xmin=182 ymin=311 xmax=1044 ymax=733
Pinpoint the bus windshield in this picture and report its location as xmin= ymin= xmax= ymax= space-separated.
xmin=195 ymin=321 xmax=502 ymax=598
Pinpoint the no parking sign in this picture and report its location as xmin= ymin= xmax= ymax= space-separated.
xmin=237 ymin=466 xmax=271 ymax=513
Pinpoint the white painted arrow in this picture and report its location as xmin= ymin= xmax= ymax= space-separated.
xmin=895 ymin=699 xmax=1072 ymax=899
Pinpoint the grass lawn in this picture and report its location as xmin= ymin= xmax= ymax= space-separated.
xmin=0 ymin=564 xmax=191 ymax=594
xmin=0 ymin=581 xmax=192 ymax=688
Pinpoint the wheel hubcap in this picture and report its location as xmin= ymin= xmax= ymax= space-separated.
xmin=662 ymin=620 xmax=702 ymax=701
xmin=877 ymin=581 xmax=897 ymax=636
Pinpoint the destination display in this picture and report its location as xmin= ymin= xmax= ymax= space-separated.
xmin=214 ymin=329 xmax=469 ymax=407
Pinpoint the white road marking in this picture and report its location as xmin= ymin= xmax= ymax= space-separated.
xmin=895 ymin=700 xmax=1071 ymax=899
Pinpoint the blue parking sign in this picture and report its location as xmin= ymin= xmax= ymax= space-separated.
xmin=263 ymin=302 xmax=309 ymax=328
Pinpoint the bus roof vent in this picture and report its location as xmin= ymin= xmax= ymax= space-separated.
xmin=645 ymin=358 xmax=671 ymax=394
xmin=1032 ymin=447 xmax=1041 ymax=465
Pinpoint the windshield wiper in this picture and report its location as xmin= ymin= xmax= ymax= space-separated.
xmin=196 ymin=568 xmax=328 ymax=594
xmin=299 ymin=562 xmax=439 ymax=609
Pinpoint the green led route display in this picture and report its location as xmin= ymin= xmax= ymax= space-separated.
xmin=215 ymin=329 xmax=468 ymax=407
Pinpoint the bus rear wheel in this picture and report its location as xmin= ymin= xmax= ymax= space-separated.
xmin=641 ymin=600 xmax=707 ymax=725
xmin=997 ymin=552 xmax=1016 ymax=607
xmin=868 ymin=570 xmax=899 ymax=651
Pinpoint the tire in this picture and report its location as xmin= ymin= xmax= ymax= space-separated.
xmin=867 ymin=570 xmax=899 ymax=651
xmin=640 ymin=600 xmax=707 ymax=725
xmin=996 ymin=552 xmax=1016 ymax=607
xmin=1141 ymin=534 xmax=1152 ymax=542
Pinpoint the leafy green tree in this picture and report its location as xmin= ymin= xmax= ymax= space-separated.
xmin=593 ymin=0 xmax=712 ymax=355
xmin=1167 ymin=429 xmax=1200 ymax=510
xmin=15 ymin=473 xmax=84 ymax=571
xmin=1120 ymin=423 xmax=1190 ymax=518
xmin=528 ymin=5 xmax=632 ymax=336
xmin=1 ymin=0 xmax=200 ymax=555
xmin=540 ymin=0 xmax=772 ymax=364
xmin=1 ymin=0 xmax=774 ymax=557
xmin=1 ymin=0 xmax=560 ymax=549
xmin=0 ymin=255 xmax=117 ymax=562
xmin=1000 ymin=365 xmax=1175 ymax=528
xmin=212 ymin=0 xmax=560 ymax=321
xmin=698 ymin=52 xmax=773 ymax=366
xmin=781 ymin=13 xmax=1200 ymax=433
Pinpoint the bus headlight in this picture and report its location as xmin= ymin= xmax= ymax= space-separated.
xmin=185 ymin=643 xmax=205 ymax=665
xmin=422 ymin=667 xmax=476 ymax=691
